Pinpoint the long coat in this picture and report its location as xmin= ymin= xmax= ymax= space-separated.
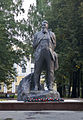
xmin=33 ymin=30 xmax=59 ymax=70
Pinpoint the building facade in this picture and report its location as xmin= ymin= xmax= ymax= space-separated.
xmin=0 ymin=56 xmax=34 ymax=94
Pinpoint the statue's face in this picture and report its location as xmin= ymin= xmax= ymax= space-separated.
xmin=42 ymin=22 xmax=48 ymax=29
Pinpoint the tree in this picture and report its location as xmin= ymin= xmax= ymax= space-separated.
xmin=44 ymin=0 xmax=83 ymax=98
xmin=0 ymin=0 xmax=30 ymax=85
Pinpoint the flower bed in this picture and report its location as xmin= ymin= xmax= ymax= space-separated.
xmin=24 ymin=97 xmax=64 ymax=102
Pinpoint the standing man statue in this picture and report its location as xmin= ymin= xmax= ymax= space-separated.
xmin=33 ymin=20 xmax=58 ymax=91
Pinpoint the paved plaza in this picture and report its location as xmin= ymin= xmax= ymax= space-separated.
xmin=0 ymin=111 xmax=83 ymax=120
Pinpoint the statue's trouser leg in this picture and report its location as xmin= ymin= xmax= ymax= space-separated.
xmin=34 ymin=49 xmax=54 ymax=91
xmin=44 ymin=50 xmax=54 ymax=90
xmin=34 ymin=53 xmax=43 ymax=90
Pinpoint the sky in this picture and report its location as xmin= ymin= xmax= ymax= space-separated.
xmin=17 ymin=0 xmax=36 ymax=20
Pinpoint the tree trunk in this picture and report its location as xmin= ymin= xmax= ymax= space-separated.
xmin=63 ymin=85 xmax=66 ymax=97
xmin=68 ymin=72 xmax=72 ymax=98
xmin=77 ymin=69 xmax=80 ymax=97
xmin=68 ymin=80 xmax=71 ymax=98
xmin=57 ymin=83 xmax=62 ymax=97
xmin=71 ymin=71 xmax=77 ymax=98
xmin=81 ymin=70 xmax=83 ymax=98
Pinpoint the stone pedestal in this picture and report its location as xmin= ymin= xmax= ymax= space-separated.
xmin=17 ymin=73 xmax=34 ymax=101
xmin=17 ymin=73 xmax=60 ymax=101
xmin=27 ymin=90 xmax=60 ymax=99
xmin=18 ymin=90 xmax=60 ymax=101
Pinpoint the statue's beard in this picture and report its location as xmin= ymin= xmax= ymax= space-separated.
xmin=42 ymin=28 xmax=48 ymax=33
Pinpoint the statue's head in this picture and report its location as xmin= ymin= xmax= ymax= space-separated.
xmin=42 ymin=20 xmax=48 ymax=29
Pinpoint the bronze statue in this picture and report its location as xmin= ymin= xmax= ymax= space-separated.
xmin=33 ymin=20 xmax=58 ymax=91
xmin=17 ymin=20 xmax=60 ymax=101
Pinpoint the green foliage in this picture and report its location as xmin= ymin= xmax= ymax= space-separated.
xmin=0 ymin=0 xmax=30 ymax=85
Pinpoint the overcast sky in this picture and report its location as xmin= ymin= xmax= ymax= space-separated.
xmin=17 ymin=0 xmax=36 ymax=20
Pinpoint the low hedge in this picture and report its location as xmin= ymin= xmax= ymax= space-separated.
xmin=0 ymin=93 xmax=17 ymax=98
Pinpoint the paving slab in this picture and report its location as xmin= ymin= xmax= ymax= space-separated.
xmin=0 ymin=111 xmax=83 ymax=120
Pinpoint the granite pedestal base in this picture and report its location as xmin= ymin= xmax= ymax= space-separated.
xmin=17 ymin=73 xmax=60 ymax=101
xmin=18 ymin=90 xmax=60 ymax=101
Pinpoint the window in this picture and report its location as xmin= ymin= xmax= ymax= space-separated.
xmin=15 ymin=77 xmax=17 ymax=82
xmin=15 ymin=85 xmax=18 ymax=92
xmin=0 ymin=84 xmax=1 ymax=90
xmin=22 ymin=66 xmax=26 ymax=73
xmin=15 ymin=68 xmax=17 ymax=73
xmin=31 ymin=57 xmax=34 ymax=63
xmin=31 ymin=68 xmax=34 ymax=73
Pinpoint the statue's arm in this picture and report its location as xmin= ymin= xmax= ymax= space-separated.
xmin=33 ymin=33 xmax=38 ymax=49
xmin=52 ymin=32 xmax=56 ymax=48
